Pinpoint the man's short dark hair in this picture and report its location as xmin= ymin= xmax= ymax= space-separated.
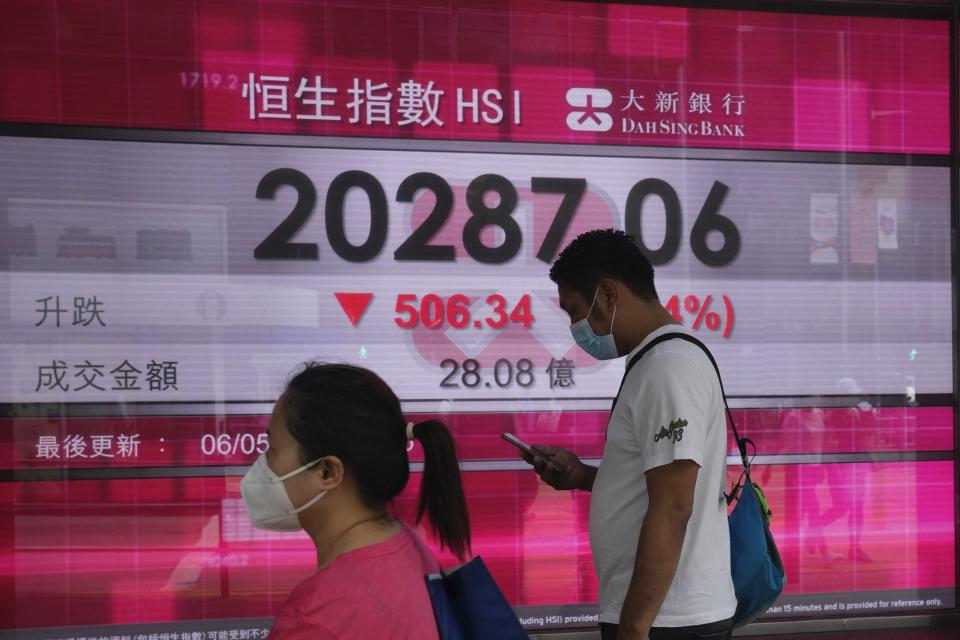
xmin=549 ymin=228 xmax=658 ymax=302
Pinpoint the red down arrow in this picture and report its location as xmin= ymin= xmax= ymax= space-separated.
xmin=334 ymin=293 xmax=374 ymax=327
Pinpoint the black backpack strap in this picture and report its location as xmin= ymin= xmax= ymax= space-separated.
xmin=608 ymin=334 xmax=688 ymax=449
xmin=611 ymin=333 xmax=690 ymax=413
xmin=610 ymin=332 xmax=753 ymax=500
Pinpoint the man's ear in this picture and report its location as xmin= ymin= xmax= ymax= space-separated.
xmin=597 ymin=278 xmax=620 ymax=310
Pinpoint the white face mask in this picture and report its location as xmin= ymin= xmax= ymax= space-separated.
xmin=240 ymin=453 xmax=327 ymax=532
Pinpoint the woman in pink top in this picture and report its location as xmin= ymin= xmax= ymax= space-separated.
xmin=239 ymin=363 xmax=471 ymax=639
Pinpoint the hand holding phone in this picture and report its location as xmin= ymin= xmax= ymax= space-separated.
xmin=501 ymin=433 xmax=564 ymax=472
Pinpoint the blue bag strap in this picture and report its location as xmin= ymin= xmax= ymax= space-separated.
xmin=611 ymin=332 xmax=753 ymax=503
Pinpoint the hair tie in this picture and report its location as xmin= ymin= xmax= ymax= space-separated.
xmin=405 ymin=422 xmax=416 ymax=452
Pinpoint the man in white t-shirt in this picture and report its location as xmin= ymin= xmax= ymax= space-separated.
xmin=526 ymin=229 xmax=737 ymax=640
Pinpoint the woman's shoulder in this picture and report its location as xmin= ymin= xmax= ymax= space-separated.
xmin=293 ymin=524 xmax=440 ymax=596
xmin=354 ymin=522 xmax=442 ymax=576
xmin=399 ymin=523 xmax=443 ymax=574
xmin=270 ymin=524 xmax=442 ymax=639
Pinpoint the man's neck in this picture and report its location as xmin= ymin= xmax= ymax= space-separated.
xmin=619 ymin=304 xmax=682 ymax=355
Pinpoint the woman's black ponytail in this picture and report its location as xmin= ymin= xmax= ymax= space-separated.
xmin=410 ymin=420 xmax=472 ymax=561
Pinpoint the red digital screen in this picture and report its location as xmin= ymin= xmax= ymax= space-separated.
xmin=0 ymin=0 xmax=954 ymax=637
xmin=0 ymin=1 xmax=950 ymax=152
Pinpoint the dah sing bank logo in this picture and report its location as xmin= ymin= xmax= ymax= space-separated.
xmin=565 ymin=88 xmax=614 ymax=132
xmin=565 ymin=87 xmax=746 ymax=138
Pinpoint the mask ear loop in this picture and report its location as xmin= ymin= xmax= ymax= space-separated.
xmin=587 ymin=287 xmax=600 ymax=317
xmin=280 ymin=459 xmax=328 ymax=516
xmin=291 ymin=489 xmax=328 ymax=515
xmin=276 ymin=458 xmax=322 ymax=483
xmin=591 ymin=286 xmax=616 ymax=337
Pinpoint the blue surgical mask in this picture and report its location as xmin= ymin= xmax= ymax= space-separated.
xmin=570 ymin=288 xmax=619 ymax=360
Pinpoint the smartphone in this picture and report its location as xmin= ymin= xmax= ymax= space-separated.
xmin=501 ymin=432 xmax=535 ymax=456
xmin=501 ymin=433 xmax=564 ymax=472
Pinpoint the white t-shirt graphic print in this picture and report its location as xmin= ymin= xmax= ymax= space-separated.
xmin=589 ymin=325 xmax=737 ymax=627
